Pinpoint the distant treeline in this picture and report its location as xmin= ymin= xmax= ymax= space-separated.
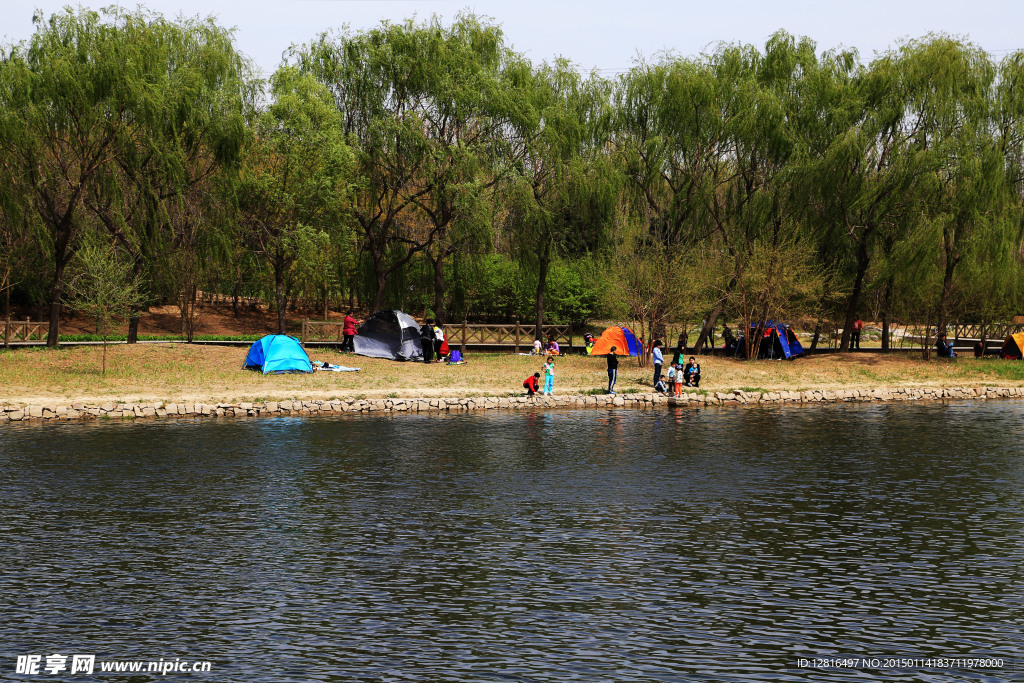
xmin=1 ymin=7 xmax=1023 ymax=349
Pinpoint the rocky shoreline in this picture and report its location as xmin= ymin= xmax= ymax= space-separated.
xmin=1 ymin=385 xmax=1023 ymax=423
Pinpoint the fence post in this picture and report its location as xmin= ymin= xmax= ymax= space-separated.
xmin=3 ymin=314 xmax=8 ymax=349
xmin=461 ymin=319 xmax=467 ymax=354
xmin=514 ymin=321 xmax=520 ymax=354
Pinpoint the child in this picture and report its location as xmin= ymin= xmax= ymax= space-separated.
xmin=532 ymin=339 xmax=543 ymax=355
xmin=673 ymin=363 xmax=684 ymax=398
xmin=523 ymin=372 xmax=540 ymax=397
xmin=665 ymin=364 xmax=676 ymax=394
xmin=542 ymin=356 xmax=555 ymax=396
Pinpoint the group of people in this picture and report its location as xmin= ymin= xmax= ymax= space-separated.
xmin=651 ymin=340 xmax=700 ymax=396
xmin=420 ymin=319 xmax=447 ymax=363
xmin=531 ymin=334 xmax=561 ymax=356
xmin=523 ymin=355 xmax=557 ymax=397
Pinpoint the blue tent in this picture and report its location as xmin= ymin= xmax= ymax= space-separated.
xmin=741 ymin=321 xmax=804 ymax=359
xmin=243 ymin=335 xmax=313 ymax=374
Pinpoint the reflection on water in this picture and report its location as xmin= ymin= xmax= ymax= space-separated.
xmin=1 ymin=402 xmax=1023 ymax=681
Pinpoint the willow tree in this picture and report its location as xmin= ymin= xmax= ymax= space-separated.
xmin=0 ymin=7 xmax=250 ymax=346
xmin=404 ymin=16 xmax=526 ymax=324
xmin=685 ymin=35 xmax=810 ymax=351
xmin=236 ymin=66 xmax=353 ymax=334
xmin=81 ymin=9 xmax=253 ymax=343
xmin=0 ymin=9 xmax=124 ymax=346
xmin=614 ymin=55 xmax=718 ymax=247
xmin=296 ymin=15 xmax=510 ymax=314
xmin=504 ymin=59 xmax=619 ymax=338
xmin=613 ymin=55 xmax=723 ymax=348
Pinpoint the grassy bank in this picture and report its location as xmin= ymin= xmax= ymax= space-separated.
xmin=2 ymin=343 xmax=1024 ymax=407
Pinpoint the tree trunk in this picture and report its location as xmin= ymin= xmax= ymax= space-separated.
xmin=533 ymin=245 xmax=550 ymax=341
xmin=275 ymin=261 xmax=287 ymax=335
xmin=809 ymin=321 xmax=821 ymax=352
xmin=840 ymin=238 xmax=871 ymax=352
xmin=881 ymin=278 xmax=893 ymax=352
xmin=3 ymin=270 xmax=9 ymax=350
xmin=695 ymin=301 xmax=724 ymax=355
xmin=46 ymin=249 xmax=70 ymax=348
xmin=936 ymin=232 xmax=958 ymax=339
xmin=432 ymin=254 xmax=446 ymax=325
xmin=233 ymin=265 xmax=242 ymax=318
xmin=372 ymin=274 xmax=387 ymax=315
xmin=126 ymin=256 xmax=145 ymax=344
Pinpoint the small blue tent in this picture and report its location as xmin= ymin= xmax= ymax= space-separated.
xmin=741 ymin=321 xmax=804 ymax=359
xmin=243 ymin=335 xmax=313 ymax=374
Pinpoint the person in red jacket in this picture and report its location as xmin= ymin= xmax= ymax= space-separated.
xmin=342 ymin=310 xmax=359 ymax=353
xmin=523 ymin=372 xmax=540 ymax=397
xmin=851 ymin=318 xmax=864 ymax=350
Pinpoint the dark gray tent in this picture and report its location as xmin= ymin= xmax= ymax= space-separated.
xmin=352 ymin=310 xmax=424 ymax=361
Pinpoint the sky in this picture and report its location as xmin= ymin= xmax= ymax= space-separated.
xmin=2 ymin=0 xmax=1024 ymax=78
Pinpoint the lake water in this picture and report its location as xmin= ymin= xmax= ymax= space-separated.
xmin=1 ymin=402 xmax=1023 ymax=681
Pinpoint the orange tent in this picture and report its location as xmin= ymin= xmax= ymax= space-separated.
xmin=1000 ymin=332 xmax=1024 ymax=359
xmin=590 ymin=326 xmax=642 ymax=356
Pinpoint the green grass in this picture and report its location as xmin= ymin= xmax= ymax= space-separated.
xmin=56 ymin=333 xmax=263 ymax=343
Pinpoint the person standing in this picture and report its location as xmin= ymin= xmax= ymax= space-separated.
xmin=607 ymin=345 xmax=619 ymax=395
xmin=342 ymin=310 xmax=359 ymax=353
xmin=420 ymin=319 xmax=435 ymax=363
xmin=432 ymin=321 xmax=444 ymax=361
xmin=851 ymin=319 xmax=864 ymax=350
xmin=673 ymin=363 xmax=685 ymax=398
xmin=651 ymin=340 xmax=664 ymax=388
xmin=542 ymin=356 xmax=555 ymax=396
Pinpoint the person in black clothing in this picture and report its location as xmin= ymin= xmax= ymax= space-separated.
xmin=936 ymin=334 xmax=956 ymax=358
xmin=607 ymin=345 xmax=619 ymax=394
xmin=420 ymin=319 xmax=435 ymax=363
xmin=684 ymin=356 xmax=701 ymax=387
xmin=722 ymin=325 xmax=737 ymax=355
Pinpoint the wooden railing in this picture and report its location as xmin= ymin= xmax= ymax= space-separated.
xmin=949 ymin=322 xmax=1024 ymax=341
xmin=449 ymin=323 xmax=571 ymax=352
xmin=301 ymin=320 xmax=573 ymax=351
xmin=3 ymin=319 xmax=45 ymax=345
xmin=301 ymin=320 xmax=345 ymax=343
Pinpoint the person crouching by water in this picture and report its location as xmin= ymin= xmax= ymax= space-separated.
xmin=523 ymin=372 xmax=540 ymax=397
xmin=420 ymin=319 xmax=435 ymax=363
xmin=542 ymin=356 xmax=555 ymax=396
xmin=607 ymin=345 xmax=619 ymax=395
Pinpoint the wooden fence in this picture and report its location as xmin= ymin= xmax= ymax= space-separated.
xmin=3 ymin=319 xmax=45 ymax=345
xmin=949 ymin=322 xmax=1024 ymax=342
xmin=302 ymin=320 xmax=572 ymax=352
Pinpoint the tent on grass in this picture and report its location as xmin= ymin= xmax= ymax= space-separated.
xmin=999 ymin=332 xmax=1024 ymax=359
xmin=739 ymin=321 xmax=805 ymax=359
xmin=590 ymin=326 xmax=643 ymax=356
xmin=243 ymin=335 xmax=313 ymax=374
xmin=353 ymin=310 xmax=424 ymax=361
